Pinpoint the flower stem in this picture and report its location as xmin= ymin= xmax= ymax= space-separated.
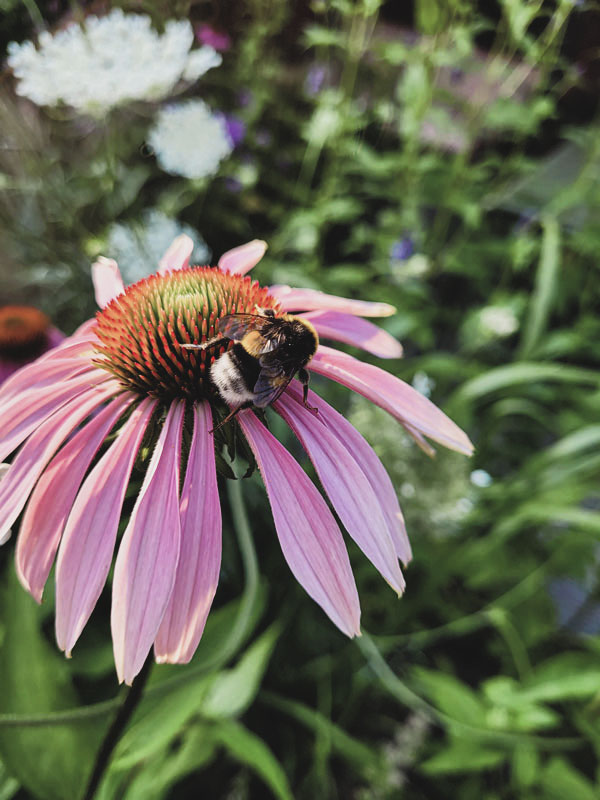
xmin=81 ymin=655 xmax=153 ymax=800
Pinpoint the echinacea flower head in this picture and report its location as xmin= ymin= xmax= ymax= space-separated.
xmin=7 ymin=9 xmax=221 ymax=116
xmin=0 ymin=235 xmax=473 ymax=684
xmin=148 ymin=100 xmax=234 ymax=179
xmin=0 ymin=305 xmax=63 ymax=385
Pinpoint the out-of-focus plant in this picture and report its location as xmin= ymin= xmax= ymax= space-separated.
xmin=1 ymin=0 xmax=600 ymax=797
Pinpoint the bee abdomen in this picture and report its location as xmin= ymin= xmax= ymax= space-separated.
xmin=210 ymin=344 xmax=260 ymax=406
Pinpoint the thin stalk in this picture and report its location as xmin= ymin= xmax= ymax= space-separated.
xmin=81 ymin=655 xmax=153 ymax=800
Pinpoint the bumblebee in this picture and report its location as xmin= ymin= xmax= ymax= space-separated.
xmin=182 ymin=308 xmax=319 ymax=423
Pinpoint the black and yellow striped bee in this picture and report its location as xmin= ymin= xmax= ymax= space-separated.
xmin=182 ymin=308 xmax=319 ymax=423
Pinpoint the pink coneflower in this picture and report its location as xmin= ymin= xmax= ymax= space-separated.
xmin=0 ymin=305 xmax=63 ymax=385
xmin=0 ymin=237 xmax=472 ymax=684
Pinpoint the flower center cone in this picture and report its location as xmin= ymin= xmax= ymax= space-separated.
xmin=94 ymin=267 xmax=279 ymax=402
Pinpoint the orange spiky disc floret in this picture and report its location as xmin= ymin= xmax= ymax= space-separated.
xmin=0 ymin=305 xmax=51 ymax=360
xmin=94 ymin=267 xmax=279 ymax=401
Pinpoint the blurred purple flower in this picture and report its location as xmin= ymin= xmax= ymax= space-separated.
xmin=305 ymin=64 xmax=327 ymax=96
xmin=390 ymin=238 xmax=414 ymax=261
xmin=195 ymin=24 xmax=231 ymax=52
xmin=224 ymin=115 xmax=246 ymax=146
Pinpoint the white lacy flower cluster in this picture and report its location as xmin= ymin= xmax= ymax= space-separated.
xmin=148 ymin=100 xmax=234 ymax=179
xmin=7 ymin=9 xmax=222 ymax=116
xmin=478 ymin=305 xmax=519 ymax=338
xmin=106 ymin=210 xmax=210 ymax=284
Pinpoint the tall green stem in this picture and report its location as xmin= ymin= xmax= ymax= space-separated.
xmin=81 ymin=656 xmax=153 ymax=800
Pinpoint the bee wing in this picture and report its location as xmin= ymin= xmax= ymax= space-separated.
xmin=218 ymin=314 xmax=284 ymax=354
xmin=252 ymin=359 xmax=296 ymax=408
xmin=218 ymin=314 xmax=265 ymax=340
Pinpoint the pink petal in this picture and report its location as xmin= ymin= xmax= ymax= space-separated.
xmin=0 ymin=370 xmax=111 ymax=463
xmin=0 ymin=338 xmax=96 ymax=405
xmin=92 ymin=256 xmax=125 ymax=308
xmin=268 ymin=285 xmax=396 ymax=317
xmin=70 ymin=319 xmax=99 ymax=340
xmin=158 ymin=235 xmax=194 ymax=274
xmin=112 ymin=401 xmax=185 ymax=684
xmin=154 ymin=401 xmax=221 ymax=663
xmin=0 ymin=464 xmax=12 ymax=546
xmin=218 ymin=240 xmax=267 ymax=276
xmin=0 ymin=358 xmax=95 ymax=408
xmin=0 ymin=381 xmax=120 ymax=544
xmin=285 ymin=382 xmax=410 ymax=564
xmin=55 ymin=398 xmax=157 ymax=656
xmin=301 ymin=310 xmax=403 ymax=358
xmin=275 ymin=390 xmax=405 ymax=594
xmin=237 ymin=410 xmax=361 ymax=637
xmin=310 ymin=346 xmax=474 ymax=456
xmin=16 ymin=392 xmax=135 ymax=602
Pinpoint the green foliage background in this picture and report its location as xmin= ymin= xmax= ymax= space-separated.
xmin=1 ymin=0 xmax=600 ymax=797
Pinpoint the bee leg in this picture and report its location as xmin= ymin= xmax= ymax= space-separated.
xmin=180 ymin=336 xmax=227 ymax=351
xmin=298 ymin=368 xmax=318 ymax=414
xmin=210 ymin=405 xmax=242 ymax=433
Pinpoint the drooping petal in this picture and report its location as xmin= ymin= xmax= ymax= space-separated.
xmin=112 ymin=401 xmax=185 ymax=684
xmin=92 ymin=256 xmax=125 ymax=308
xmin=17 ymin=392 xmax=135 ymax=602
xmin=310 ymin=346 xmax=474 ymax=456
xmin=218 ymin=240 xmax=267 ymax=276
xmin=268 ymin=285 xmax=396 ymax=317
xmin=284 ymin=382 xmax=411 ymax=564
xmin=155 ymin=401 xmax=221 ymax=664
xmin=238 ymin=410 xmax=361 ymax=637
xmin=158 ymin=234 xmax=194 ymax=275
xmin=55 ymin=398 xmax=157 ymax=656
xmin=0 ymin=381 xmax=120 ymax=544
xmin=69 ymin=319 xmax=99 ymax=340
xmin=0 ymin=357 xmax=95 ymax=408
xmin=0 ymin=338 xmax=96 ymax=404
xmin=0 ymin=370 xmax=111 ymax=463
xmin=0 ymin=464 xmax=12 ymax=546
xmin=275 ymin=390 xmax=405 ymax=594
xmin=301 ymin=310 xmax=403 ymax=359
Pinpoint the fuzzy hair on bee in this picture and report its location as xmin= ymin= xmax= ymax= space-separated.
xmin=181 ymin=307 xmax=319 ymax=426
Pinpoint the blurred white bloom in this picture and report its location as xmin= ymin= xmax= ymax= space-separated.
xmin=412 ymin=371 xmax=435 ymax=398
xmin=470 ymin=469 xmax=493 ymax=488
xmin=0 ymin=464 xmax=11 ymax=544
xmin=7 ymin=9 xmax=221 ymax=116
xmin=479 ymin=305 xmax=519 ymax=337
xmin=148 ymin=100 xmax=233 ymax=179
xmin=106 ymin=210 xmax=210 ymax=284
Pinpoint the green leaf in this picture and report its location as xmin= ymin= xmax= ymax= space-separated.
xmin=511 ymin=743 xmax=539 ymax=789
xmin=0 ymin=565 xmax=102 ymax=800
xmin=214 ymin=719 xmax=294 ymax=800
xmin=202 ymin=625 xmax=280 ymax=719
xmin=0 ymin=760 xmax=19 ymax=800
xmin=111 ymin=672 xmax=214 ymax=770
xmin=115 ymin=724 xmax=217 ymax=800
xmin=452 ymin=362 xmax=600 ymax=405
xmin=413 ymin=668 xmax=487 ymax=726
xmin=421 ymin=741 xmax=506 ymax=774
xmin=540 ymin=757 xmax=599 ymax=800
xmin=261 ymin=693 xmax=381 ymax=779
xmin=519 ymin=215 xmax=560 ymax=358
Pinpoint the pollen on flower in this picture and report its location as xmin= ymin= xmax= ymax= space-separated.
xmin=0 ymin=306 xmax=51 ymax=360
xmin=94 ymin=266 xmax=279 ymax=401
